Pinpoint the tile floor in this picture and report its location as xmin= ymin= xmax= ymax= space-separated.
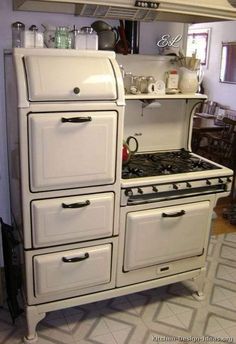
xmin=0 ymin=233 xmax=236 ymax=344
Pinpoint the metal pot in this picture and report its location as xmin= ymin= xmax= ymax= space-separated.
xmin=97 ymin=29 xmax=119 ymax=50
xmin=91 ymin=20 xmax=113 ymax=32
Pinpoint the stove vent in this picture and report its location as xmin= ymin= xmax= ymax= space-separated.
xmin=13 ymin=0 xmax=236 ymax=23
xmin=75 ymin=4 xmax=157 ymax=21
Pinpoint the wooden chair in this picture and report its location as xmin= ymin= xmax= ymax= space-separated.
xmin=203 ymin=117 xmax=236 ymax=168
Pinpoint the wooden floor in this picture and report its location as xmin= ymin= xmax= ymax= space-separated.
xmin=212 ymin=197 xmax=236 ymax=235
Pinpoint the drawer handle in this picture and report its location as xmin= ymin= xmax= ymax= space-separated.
xmin=62 ymin=200 xmax=90 ymax=209
xmin=162 ymin=210 xmax=186 ymax=218
xmin=62 ymin=252 xmax=89 ymax=263
xmin=61 ymin=117 xmax=92 ymax=123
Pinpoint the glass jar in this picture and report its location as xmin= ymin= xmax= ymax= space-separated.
xmin=124 ymin=72 xmax=133 ymax=94
xmin=75 ymin=26 xmax=98 ymax=50
xmin=139 ymin=76 xmax=148 ymax=93
xmin=55 ymin=26 xmax=71 ymax=49
xmin=12 ymin=21 xmax=25 ymax=48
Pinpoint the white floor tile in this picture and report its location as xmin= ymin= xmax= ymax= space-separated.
xmin=111 ymin=328 xmax=132 ymax=344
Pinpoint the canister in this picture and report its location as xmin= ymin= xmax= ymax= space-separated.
xmin=12 ymin=21 xmax=25 ymax=48
xmin=75 ymin=27 xmax=98 ymax=50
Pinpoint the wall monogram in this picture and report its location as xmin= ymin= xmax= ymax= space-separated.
xmin=157 ymin=34 xmax=182 ymax=48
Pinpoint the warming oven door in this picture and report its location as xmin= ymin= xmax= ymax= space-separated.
xmin=28 ymin=111 xmax=117 ymax=192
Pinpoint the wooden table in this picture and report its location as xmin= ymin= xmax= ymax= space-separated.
xmin=193 ymin=116 xmax=224 ymax=132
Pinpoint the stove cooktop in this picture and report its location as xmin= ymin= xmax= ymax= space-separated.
xmin=122 ymin=149 xmax=221 ymax=179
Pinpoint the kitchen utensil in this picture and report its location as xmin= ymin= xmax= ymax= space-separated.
xmin=122 ymin=136 xmax=139 ymax=163
xmin=115 ymin=20 xmax=130 ymax=55
xmin=42 ymin=24 xmax=56 ymax=48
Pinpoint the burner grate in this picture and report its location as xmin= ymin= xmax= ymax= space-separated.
xmin=122 ymin=149 xmax=221 ymax=179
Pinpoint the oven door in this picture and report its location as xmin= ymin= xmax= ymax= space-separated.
xmin=124 ymin=201 xmax=210 ymax=272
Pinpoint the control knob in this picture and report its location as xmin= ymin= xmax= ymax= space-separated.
xmin=173 ymin=184 xmax=178 ymax=190
xmin=152 ymin=186 xmax=158 ymax=192
xmin=206 ymin=179 xmax=211 ymax=186
xmin=137 ymin=187 xmax=143 ymax=194
xmin=186 ymin=182 xmax=192 ymax=188
xmin=125 ymin=188 xmax=133 ymax=197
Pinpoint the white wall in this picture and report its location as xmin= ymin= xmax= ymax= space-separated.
xmin=190 ymin=21 xmax=236 ymax=109
xmin=0 ymin=0 xmax=185 ymax=265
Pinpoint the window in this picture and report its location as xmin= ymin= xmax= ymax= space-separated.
xmin=187 ymin=28 xmax=211 ymax=66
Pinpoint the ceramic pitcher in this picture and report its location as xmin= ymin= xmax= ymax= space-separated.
xmin=179 ymin=67 xmax=199 ymax=94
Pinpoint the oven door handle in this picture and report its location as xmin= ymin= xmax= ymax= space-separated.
xmin=62 ymin=253 xmax=89 ymax=263
xmin=62 ymin=200 xmax=90 ymax=208
xmin=61 ymin=116 xmax=92 ymax=123
xmin=162 ymin=210 xmax=186 ymax=218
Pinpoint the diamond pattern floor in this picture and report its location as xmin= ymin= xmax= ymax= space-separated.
xmin=0 ymin=233 xmax=236 ymax=344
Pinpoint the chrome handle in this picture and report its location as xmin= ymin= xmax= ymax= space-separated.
xmin=162 ymin=210 xmax=186 ymax=218
xmin=62 ymin=252 xmax=89 ymax=263
xmin=62 ymin=200 xmax=90 ymax=208
xmin=61 ymin=117 xmax=92 ymax=123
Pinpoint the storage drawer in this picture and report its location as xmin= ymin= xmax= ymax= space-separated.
xmin=124 ymin=201 xmax=210 ymax=271
xmin=33 ymin=244 xmax=112 ymax=298
xmin=28 ymin=112 xmax=117 ymax=191
xmin=31 ymin=193 xmax=114 ymax=247
xmin=24 ymin=55 xmax=117 ymax=101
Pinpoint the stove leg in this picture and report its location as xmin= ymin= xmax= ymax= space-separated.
xmin=23 ymin=306 xmax=46 ymax=343
xmin=192 ymin=267 xmax=206 ymax=301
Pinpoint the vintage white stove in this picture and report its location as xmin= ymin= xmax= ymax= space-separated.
xmin=5 ymin=49 xmax=233 ymax=343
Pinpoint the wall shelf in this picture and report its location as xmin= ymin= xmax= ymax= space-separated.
xmin=125 ymin=93 xmax=207 ymax=100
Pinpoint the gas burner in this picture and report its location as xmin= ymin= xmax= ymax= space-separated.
xmin=122 ymin=166 xmax=145 ymax=178
xmin=160 ymin=164 xmax=175 ymax=175
xmin=122 ymin=149 xmax=221 ymax=179
xmin=191 ymin=159 xmax=206 ymax=170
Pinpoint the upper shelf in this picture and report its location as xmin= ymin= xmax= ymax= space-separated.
xmin=125 ymin=93 xmax=207 ymax=100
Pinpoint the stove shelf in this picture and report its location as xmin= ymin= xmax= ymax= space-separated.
xmin=125 ymin=93 xmax=207 ymax=100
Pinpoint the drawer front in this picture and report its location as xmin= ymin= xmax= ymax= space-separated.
xmin=24 ymin=55 xmax=117 ymax=101
xmin=28 ymin=112 xmax=117 ymax=191
xmin=31 ymin=193 xmax=114 ymax=247
xmin=124 ymin=201 xmax=210 ymax=271
xmin=34 ymin=244 xmax=112 ymax=298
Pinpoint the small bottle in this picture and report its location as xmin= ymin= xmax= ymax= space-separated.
xmin=12 ymin=21 xmax=25 ymax=48
xmin=166 ymin=70 xmax=179 ymax=90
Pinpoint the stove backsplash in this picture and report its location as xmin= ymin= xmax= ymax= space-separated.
xmin=124 ymin=99 xmax=198 ymax=153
